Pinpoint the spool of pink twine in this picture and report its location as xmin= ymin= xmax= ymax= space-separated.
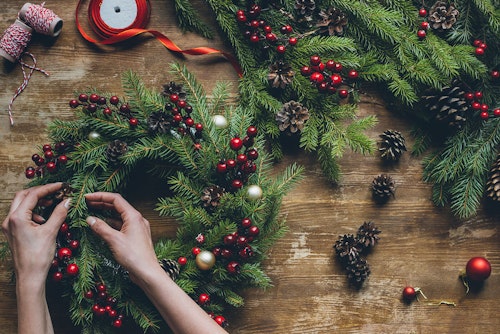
xmin=0 ymin=19 xmax=32 ymax=63
xmin=18 ymin=2 xmax=63 ymax=37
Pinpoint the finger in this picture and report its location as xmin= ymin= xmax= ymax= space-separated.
xmin=32 ymin=213 xmax=47 ymax=224
xmin=15 ymin=183 xmax=63 ymax=216
xmin=37 ymin=198 xmax=54 ymax=208
xmin=85 ymin=192 xmax=139 ymax=219
xmin=86 ymin=216 xmax=119 ymax=244
xmin=44 ymin=198 xmax=70 ymax=234
xmin=85 ymin=200 xmax=118 ymax=213
xmin=105 ymin=217 xmax=124 ymax=230
xmin=8 ymin=189 xmax=29 ymax=215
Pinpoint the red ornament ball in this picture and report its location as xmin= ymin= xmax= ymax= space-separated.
xmin=480 ymin=111 xmax=489 ymax=120
xmin=246 ymin=125 xmax=258 ymax=137
xmin=129 ymin=118 xmax=139 ymax=127
xmin=475 ymin=47 xmax=485 ymax=56
xmin=230 ymin=137 xmax=243 ymax=150
xmin=57 ymin=155 xmax=68 ymax=165
xmin=57 ymin=247 xmax=72 ymax=260
xmin=109 ymin=96 xmax=119 ymax=105
xmin=491 ymin=70 xmax=500 ymax=79
xmin=300 ymin=66 xmax=311 ymax=76
xmin=178 ymin=256 xmax=188 ymax=266
xmin=288 ymin=37 xmax=298 ymax=46
xmin=420 ymin=21 xmax=429 ymax=30
xmin=112 ymin=319 xmax=123 ymax=328
xmin=69 ymin=99 xmax=80 ymax=108
xmin=310 ymin=72 xmax=324 ymax=83
xmin=241 ymin=217 xmax=252 ymax=228
xmin=216 ymin=161 xmax=227 ymax=173
xmin=66 ymin=263 xmax=79 ymax=276
xmin=310 ymin=55 xmax=321 ymax=65
xmin=465 ymin=257 xmax=491 ymax=282
xmin=226 ymin=261 xmax=241 ymax=274
xmin=214 ymin=315 xmax=228 ymax=327
xmin=84 ymin=290 xmax=94 ymax=299
xmin=198 ymin=293 xmax=210 ymax=305
xmin=338 ymin=89 xmax=349 ymax=99
xmin=402 ymin=286 xmax=417 ymax=301
xmin=494 ymin=108 xmax=500 ymax=117
xmin=192 ymin=247 xmax=201 ymax=256
xmin=418 ymin=8 xmax=427 ymax=17
xmin=417 ymin=29 xmax=427 ymax=39
xmin=25 ymin=167 xmax=36 ymax=179
xmin=52 ymin=271 xmax=64 ymax=282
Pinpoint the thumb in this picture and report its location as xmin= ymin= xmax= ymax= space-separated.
xmin=86 ymin=216 xmax=117 ymax=244
xmin=44 ymin=198 xmax=71 ymax=234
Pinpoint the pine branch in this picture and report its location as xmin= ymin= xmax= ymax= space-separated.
xmin=172 ymin=0 xmax=214 ymax=38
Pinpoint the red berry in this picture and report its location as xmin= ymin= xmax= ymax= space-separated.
xmin=112 ymin=319 xmax=123 ymax=328
xmin=402 ymin=286 xmax=417 ymax=301
xmin=239 ymin=246 xmax=254 ymax=258
xmin=195 ymin=123 xmax=203 ymax=132
xmin=177 ymin=100 xmax=187 ymax=109
xmin=265 ymin=33 xmax=277 ymax=42
xmin=237 ymin=153 xmax=248 ymax=164
xmin=226 ymin=261 xmax=240 ymax=274
xmin=466 ymin=257 xmax=491 ymax=282
xmin=119 ymin=104 xmax=130 ymax=113
xmin=248 ymin=225 xmax=260 ymax=237
xmin=69 ymin=99 xmax=80 ymax=108
xmin=338 ymin=89 xmax=349 ymax=98
xmin=87 ymin=104 xmax=97 ymax=113
xmin=247 ymin=125 xmax=258 ymax=137
xmin=173 ymin=114 xmax=183 ymax=123
xmin=25 ymin=167 xmax=36 ymax=179
xmin=236 ymin=14 xmax=247 ymax=22
xmin=230 ymin=137 xmax=243 ymax=150
xmin=420 ymin=21 xmax=429 ymax=30
xmin=479 ymin=42 xmax=487 ymax=49
xmin=325 ymin=60 xmax=336 ymax=70
xmin=418 ymin=8 xmax=427 ymax=17
xmin=348 ymin=70 xmax=359 ymax=79
xmin=178 ymin=256 xmax=187 ymax=265
xmin=89 ymin=94 xmax=99 ymax=103
xmin=247 ymin=148 xmax=259 ymax=160
xmin=42 ymin=144 xmax=52 ymax=152
xmin=69 ymin=239 xmax=80 ymax=250
xmin=330 ymin=74 xmax=343 ymax=86
xmin=241 ymin=217 xmax=252 ymax=228
xmin=288 ymin=37 xmax=298 ymax=46
xmin=481 ymin=104 xmax=489 ymax=112
xmin=475 ymin=47 xmax=485 ymax=56
xmin=198 ymin=293 xmax=210 ymax=305
xmin=464 ymin=92 xmax=474 ymax=100
xmin=473 ymin=39 xmax=482 ymax=47
xmin=480 ymin=111 xmax=489 ymax=120
xmin=31 ymin=153 xmax=40 ymax=162
xmin=310 ymin=55 xmax=321 ymax=65
xmin=46 ymin=161 xmax=57 ymax=173
xmin=109 ymin=96 xmax=119 ymax=105
xmin=474 ymin=91 xmax=483 ymax=100
xmin=214 ymin=315 xmax=227 ymax=327
xmin=223 ymin=234 xmax=236 ymax=245
xmin=226 ymin=159 xmax=237 ymax=169
xmin=44 ymin=150 xmax=54 ymax=159
xmin=84 ymin=290 xmax=94 ymax=299
xmin=282 ymin=25 xmax=293 ymax=34
xmin=55 ymin=142 xmax=66 ymax=152
xmin=310 ymin=72 xmax=324 ymax=83
xmin=57 ymin=247 xmax=72 ymax=259
xmin=494 ymin=109 xmax=500 ymax=117
xmin=491 ymin=70 xmax=500 ymax=79
xmin=192 ymin=247 xmax=201 ymax=255
xmin=216 ymin=161 xmax=227 ymax=173
xmin=471 ymin=101 xmax=481 ymax=110
xmin=52 ymin=271 xmax=64 ymax=282
xmin=96 ymin=283 xmax=107 ymax=292
xmin=108 ymin=309 xmax=118 ymax=318
xmin=78 ymin=94 xmax=88 ymax=102
xmin=103 ymin=107 xmax=112 ymax=116
xmin=97 ymin=96 xmax=106 ymax=105
xmin=170 ymin=94 xmax=179 ymax=103
xmin=232 ymin=179 xmax=243 ymax=189
xmin=333 ymin=62 xmax=343 ymax=72
xmin=185 ymin=117 xmax=195 ymax=127
xmin=66 ymin=263 xmax=79 ymax=276
xmin=57 ymin=155 xmax=68 ymax=164
xmin=129 ymin=118 xmax=138 ymax=127
xmin=417 ymin=29 xmax=426 ymax=39
xmin=276 ymin=45 xmax=286 ymax=54
xmin=249 ymin=34 xmax=260 ymax=43
xmin=300 ymin=66 xmax=311 ymax=76
xmin=237 ymin=236 xmax=248 ymax=247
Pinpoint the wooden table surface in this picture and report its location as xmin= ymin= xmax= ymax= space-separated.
xmin=1 ymin=1 xmax=499 ymax=333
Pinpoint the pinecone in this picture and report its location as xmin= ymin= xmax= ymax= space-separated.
xmin=106 ymin=140 xmax=128 ymax=166
xmin=378 ymin=130 xmax=407 ymax=161
xmin=201 ymin=185 xmax=225 ymax=208
xmin=159 ymin=259 xmax=180 ymax=281
xmin=276 ymin=100 xmax=310 ymax=134
xmin=334 ymin=234 xmax=361 ymax=265
xmin=422 ymin=83 xmax=469 ymax=129
xmin=268 ymin=61 xmax=295 ymax=89
xmin=356 ymin=221 xmax=381 ymax=251
xmin=295 ymin=0 xmax=316 ymax=22
xmin=53 ymin=182 xmax=74 ymax=202
xmin=372 ymin=174 xmax=396 ymax=202
xmin=162 ymin=81 xmax=186 ymax=100
xmin=346 ymin=257 xmax=370 ymax=287
xmin=485 ymin=153 xmax=500 ymax=202
xmin=428 ymin=1 xmax=459 ymax=31
xmin=316 ymin=7 xmax=348 ymax=36
xmin=148 ymin=111 xmax=172 ymax=134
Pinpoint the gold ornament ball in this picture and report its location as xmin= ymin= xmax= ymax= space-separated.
xmin=196 ymin=250 xmax=216 ymax=271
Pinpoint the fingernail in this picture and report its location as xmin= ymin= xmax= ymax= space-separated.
xmin=86 ymin=216 xmax=96 ymax=226
xmin=64 ymin=198 xmax=72 ymax=209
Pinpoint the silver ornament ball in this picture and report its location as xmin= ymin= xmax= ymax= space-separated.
xmin=88 ymin=131 xmax=101 ymax=140
xmin=212 ymin=115 xmax=228 ymax=129
xmin=247 ymin=185 xmax=263 ymax=200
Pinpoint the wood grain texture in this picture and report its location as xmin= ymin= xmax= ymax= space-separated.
xmin=1 ymin=1 xmax=500 ymax=333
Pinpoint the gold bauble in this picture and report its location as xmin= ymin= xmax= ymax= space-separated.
xmin=195 ymin=250 xmax=216 ymax=271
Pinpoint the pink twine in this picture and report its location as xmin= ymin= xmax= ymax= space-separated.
xmin=0 ymin=21 xmax=32 ymax=61
xmin=19 ymin=2 xmax=63 ymax=37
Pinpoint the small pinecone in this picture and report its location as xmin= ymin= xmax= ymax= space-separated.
xmin=378 ymin=130 xmax=407 ymax=161
xmin=148 ymin=111 xmax=172 ymax=134
xmin=485 ymin=153 xmax=500 ymax=202
xmin=334 ymin=234 xmax=361 ymax=265
xmin=268 ymin=61 xmax=295 ymax=89
xmin=422 ymin=84 xmax=468 ymax=129
xmin=316 ymin=7 xmax=348 ymax=36
xmin=295 ymin=0 xmax=316 ymax=21
xmin=53 ymin=182 xmax=74 ymax=202
xmin=346 ymin=257 xmax=370 ymax=287
xmin=356 ymin=221 xmax=381 ymax=251
xmin=159 ymin=259 xmax=180 ymax=281
xmin=162 ymin=81 xmax=186 ymax=100
xmin=428 ymin=1 xmax=459 ymax=31
xmin=106 ymin=140 xmax=128 ymax=165
xmin=201 ymin=185 xmax=225 ymax=208
xmin=276 ymin=100 xmax=310 ymax=134
xmin=372 ymin=174 xmax=396 ymax=202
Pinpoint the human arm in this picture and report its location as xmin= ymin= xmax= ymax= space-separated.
xmin=2 ymin=183 xmax=70 ymax=334
xmin=84 ymin=192 xmax=228 ymax=334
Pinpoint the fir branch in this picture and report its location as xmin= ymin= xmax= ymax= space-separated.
xmin=172 ymin=0 xmax=214 ymax=38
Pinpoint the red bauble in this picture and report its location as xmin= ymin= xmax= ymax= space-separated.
xmin=418 ymin=8 xmax=427 ymax=17
xmin=89 ymin=94 xmax=99 ymax=103
xmin=247 ymin=225 xmax=260 ymax=237
xmin=338 ymin=89 xmax=349 ymax=98
xmin=241 ymin=217 xmax=252 ymax=228
xmin=57 ymin=155 xmax=68 ymax=165
xmin=66 ymin=263 xmax=79 ymax=276
xmin=129 ymin=118 xmax=138 ymax=127
xmin=59 ymin=222 xmax=69 ymax=234
xmin=246 ymin=125 xmax=258 ymax=137
xmin=325 ymin=60 xmax=336 ymax=70
xmin=177 ymin=100 xmax=187 ymax=109
xmin=475 ymin=47 xmax=485 ymax=56
xmin=230 ymin=137 xmax=243 ymax=150
xmin=420 ymin=21 xmax=429 ymax=30
xmin=42 ymin=144 xmax=52 ymax=152
xmin=491 ymin=70 xmax=500 ymax=79
xmin=232 ymin=179 xmax=243 ymax=189
xmin=192 ymin=247 xmax=201 ymax=255
xmin=288 ymin=37 xmax=298 ymax=46
xmin=402 ymin=286 xmax=416 ymax=301
xmin=78 ymin=93 xmax=88 ymax=102
xmin=195 ymin=123 xmax=203 ymax=132
xmin=226 ymin=261 xmax=241 ymax=274
xmin=198 ymin=293 xmax=210 ymax=305
xmin=310 ymin=55 xmax=321 ymax=65
xmin=112 ymin=319 xmax=123 ymax=328
xmin=480 ymin=111 xmax=489 ymax=120
xmin=25 ymin=167 xmax=36 ymax=179
xmin=494 ymin=108 xmax=500 ymax=117
xmin=178 ymin=256 xmax=188 ymax=265
xmin=96 ymin=283 xmax=107 ymax=292
xmin=69 ymin=99 xmax=80 ymax=108
xmin=333 ymin=62 xmax=343 ymax=72
xmin=69 ymin=239 xmax=80 ymax=250
xmin=46 ymin=161 xmax=57 ymax=173
xmin=236 ymin=236 xmax=248 ymax=247
xmin=184 ymin=117 xmax=195 ymax=127
xmin=417 ymin=29 xmax=427 ymax=39
xmin=466 ymin=257 xmax=491 ymax=282
xmin=473 ymin=39 xmax=482 ymax=47
xmin=471 ymin=102 xmax=481 ymax=110
xmin=300 ymin=66 xmax=311 ymax=76
xmin=44 ymin=150 xmax=54 ymax=159
xmin=109 ymin=96 xmax=119 ymax=105
xmin=310 ymin=72 xmax=324 ymax=83
xmin=214 ymin=315 xmax=227 ymax=327
xmin=216 ymin=161 xmax=227 ymax=173
xmin=237 ymin=153 xmax=248 ymax=164
xmin=226 ymin=159 xmax=237 ymax=169
xmin=474 ymin=91 xmax=483 ymax=100
xmin=481 ymin=104 xmax=489 ymax=112
xmin=170 ymin=94 xmax=180 ymax=103
xmin=330 ymin=74 xmax=343 ymax=86
xmin=276 ymin=45 xmax=286 ymax=54
xmin=249 ymin=34 xmax=260 ymax=43
xmin=223 ymin=234 xmax=236 ymax=246
xmin=247 ymin=148 xmax=259 ymax=160
xmin=52 ymin=271 xmax=64 ymax=282
xmin=57 ymin=247 xmax=72 ymax=260
xmin=348 ymin=70 xmax=359 ymax=79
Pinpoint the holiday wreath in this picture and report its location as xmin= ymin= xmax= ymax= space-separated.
xmin=19 ymin=64 xmax=303 ymax=332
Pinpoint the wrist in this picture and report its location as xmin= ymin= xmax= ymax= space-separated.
xmin=131 ymin=264 xmax=171 ymax=293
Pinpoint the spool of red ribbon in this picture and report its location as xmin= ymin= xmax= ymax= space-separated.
xmin=76 ymin=0 xmax=242 ymax=76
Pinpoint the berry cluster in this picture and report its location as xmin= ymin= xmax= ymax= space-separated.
xmin=69 ymin=94 xmax=139 ymax=127
xmin=464 ymin=90 xmax=500 ymax=120
xmin=236 ymin=4 xmax=298 ymax=54
xmin=473 ymin=39 xmax=488 ymax=56
xmin=216 ymin=126 xmax=259 ymax=190
xmin=50 ymin=221 xmax=80 ymax=282
xmin=416 ymin=7 xmax=429 ymax=39
xmin=84 ymin=282 xmax=124 ymax=328
xmin=163 ymin=92 xmax=204 ymax=148
xmin=194 ymin=293 xmax=228 ymax=328
xmin=25 ymin=142 xmax=69 ymax=178
xmin=300 ymin=55 xmax=359 ymax=98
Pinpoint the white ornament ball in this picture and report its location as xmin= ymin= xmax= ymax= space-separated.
xmin=247 ymin=185 xmax=263 ymax=200
xmin=88 ymin=131 xmax=101 ymax=140
xmin=195 ymin=250 xmax=216 ymax=271
xmin=212 ymin=115 xmax=228 ymax=129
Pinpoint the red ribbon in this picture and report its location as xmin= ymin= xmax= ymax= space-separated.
xmin=75 ymin=0 xmax=242 ymax=77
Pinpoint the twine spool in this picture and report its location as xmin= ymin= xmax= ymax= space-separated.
xmin=0 ymin=19 xmax=33 ymax=63
xmin=18 ymin=2 xmax=63 ymax=37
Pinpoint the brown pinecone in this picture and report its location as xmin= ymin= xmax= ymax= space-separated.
xmin=422 ymin=84 xmax=469 ymax=129
xmin=162 ymin=81 xmax=186 ymax=100
xmin=372 ymin=174 xmax=396 ymax=202
xmin=378 ymin=130 xmax=407 ymax=161
xmin=106 ymin=140 xmax=128 ymax=165
xmin=316 ymin=7 xmax=348 ymax=36
xmin=268 ymin=61 xmax=295 ymax=89
xmin=276 ymin=100 xmax=310 ymax=134
xmin=148 ymin=111 xmax=172 ymax=134
xmin=485 ymin=153 xmax=500 ymax=202
xmin=356 ymin=221 xmax=381 ymax=250
xmin=295 ymin=0 xmax=316 ymax=21
xmin=346 ymin=257 xmax=370 ymax=287
xmin=334 ymin=234 xmax=361 ymax=266
xmin=53 ymin=182 xmax=74 ymax=202
xmin=159 ymin=259 xmax=180 ymax=281
xmin=428 ymin=1 xmax=459 ymax=31
xmin=201 ymin=185 xmax=225 ymax=208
